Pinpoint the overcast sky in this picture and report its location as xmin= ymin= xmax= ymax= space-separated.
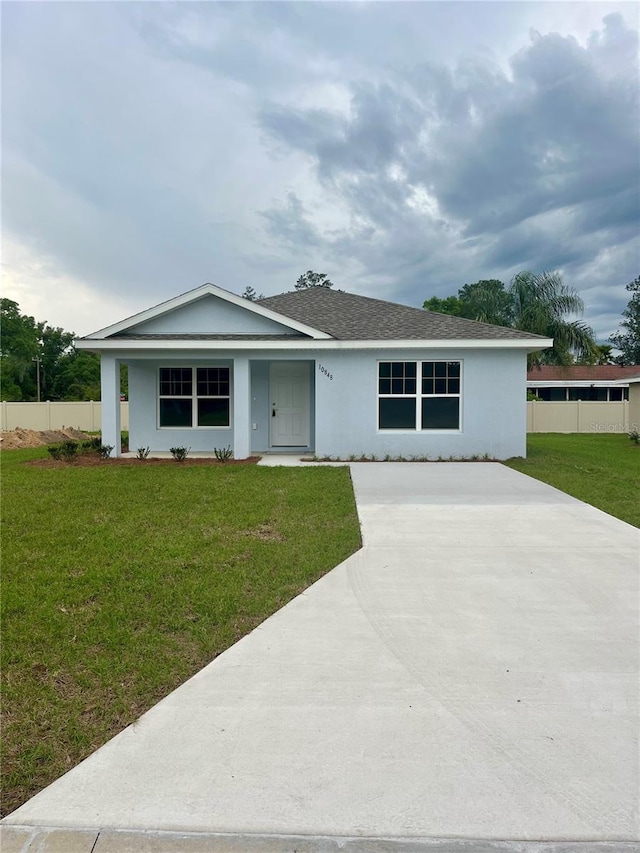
xmin=2 ymin=1 xmax=639 ymax=339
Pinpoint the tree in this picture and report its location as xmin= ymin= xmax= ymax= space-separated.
xmin=423 ymin=295 xmax=463 ymax=316
xmin=51 ymin=351 xmax=101 ymax=401
xmin=40 ymin=325 xmax=74 ymax=399
xmin=423 ymin=280 xmax=511 ymax=324
xmin=576 ymin=343 xmax=615 ymax=365
xmin=295 ymin=270 xmax=334 ymax=290
xmin=241 ymin=286 xmax=265 ymax=302
xmin=509 ymin=271 xmax=597 ymax=367
xmin=422 ymin=270 xmax=598 ymax=367
xmin=1 ymin=299 xmax=41 ymax=400
xmin=609 ymin=275 xmax=640 ymax=364
xmin=0 ymin=300 xmax=102 ymax=401
xmin=457 ymin=279 xmax=512 ymax=326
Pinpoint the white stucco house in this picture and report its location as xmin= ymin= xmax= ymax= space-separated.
xmin=76 ymin=283 xmax=552 ymax=459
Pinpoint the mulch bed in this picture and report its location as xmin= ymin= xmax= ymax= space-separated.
xmin=27 ymin=455 xmax=260 ymax=468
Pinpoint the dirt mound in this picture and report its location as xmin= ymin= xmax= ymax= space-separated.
xmin=0 ymin=427 xmax=92 ymax=450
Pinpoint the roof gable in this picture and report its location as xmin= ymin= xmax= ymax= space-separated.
xmin=125 ymin=295 xmax=303 ymax=337
xmin=82 ymin=283 xmax=332 ymax=340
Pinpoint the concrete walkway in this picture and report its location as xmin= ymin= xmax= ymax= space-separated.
xmin=2 ymin=464 xmax=639 ymax=851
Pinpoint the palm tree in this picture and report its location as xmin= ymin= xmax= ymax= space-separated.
xmin=508 ymin=271 xmax=597 ymax=367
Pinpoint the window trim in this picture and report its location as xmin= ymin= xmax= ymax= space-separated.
xmin=377 ymin=359 xmax=462 ymax=433
xmin=157 ymin=366 xmax=232 ymax=429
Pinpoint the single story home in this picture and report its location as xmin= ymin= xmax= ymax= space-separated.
xmin=527 ymin=365 xmax=639 ymax=401
xmin=76 ymin=283 xmax=552 ymax=459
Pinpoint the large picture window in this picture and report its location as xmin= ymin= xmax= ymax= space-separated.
xmin=159 ymin=367 xmax=230 ymax=428
xmin=378 ymin=361 xmax=461 ymax=430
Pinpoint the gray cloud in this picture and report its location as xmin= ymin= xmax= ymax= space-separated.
xmin=2 ymin=2 xmax=638 ymax=340
xmin=257 ymin=12 xmax=639 ymax=337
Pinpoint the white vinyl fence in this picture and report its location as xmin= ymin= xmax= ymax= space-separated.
xmin=526 ymin=400 xmax=630 ymax=434
xmin=1 ymin=401 xmax=129 ymax=432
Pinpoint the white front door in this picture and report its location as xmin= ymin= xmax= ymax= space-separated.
xmin=270 ymin=361 xmax=311 ymax=447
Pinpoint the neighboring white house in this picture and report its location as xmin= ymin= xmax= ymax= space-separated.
xmin=75 ymin=284 xmax=552 ymax=459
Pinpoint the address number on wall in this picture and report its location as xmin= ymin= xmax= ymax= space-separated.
xmin=318 ymin=363 xmax=333 ymax=381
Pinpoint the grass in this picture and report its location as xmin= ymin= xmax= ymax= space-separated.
xmin=505 ymin=433 xmax=640 ymax=527
xmin=0 ymin=448 xmax=361 ymax=816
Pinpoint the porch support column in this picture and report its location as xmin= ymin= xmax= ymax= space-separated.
xmin=233 ymin=356 xmax=250 ymax=460
xmin=100 ymin=354 xmax=121 ymax=457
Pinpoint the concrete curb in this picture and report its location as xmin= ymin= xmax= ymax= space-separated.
xmin=1 ymin=826 xmax=637 ymax=853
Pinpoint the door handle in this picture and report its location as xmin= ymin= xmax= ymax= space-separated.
xmin=272 ymin=407 xmax=276 ymax=417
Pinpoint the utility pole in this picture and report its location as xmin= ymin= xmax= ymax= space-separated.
xmin=33 ymin=355 xmax=41 ymax=402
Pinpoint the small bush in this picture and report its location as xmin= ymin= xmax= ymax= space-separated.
xmin=136 ymin=447 xmax=151 ymax=460
xmin=214 ymin=446 xmax=233 ymax=463
xmin=629 ymin=430 xmax=640 ymax=445
xmin=82 ymin=437 xmax=102 ymax=451
xmin=60 ymin=440 xmax=79 ymax=461
xmin=170 ymin=446 xmax=190 ymax=462
xmin=47 ymin=445 xmax=63 ymax=460
xmin=99 ymin=445 xmax=115 ymax=459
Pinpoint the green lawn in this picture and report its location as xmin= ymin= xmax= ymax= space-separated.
xmin=505 ymin=433 xmax=640 ymax=527
xmin=0 ymin=449 xmax=361 ymax=816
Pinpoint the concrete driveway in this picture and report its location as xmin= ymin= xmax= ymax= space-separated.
xmin=2 ymin=463 xmax=638 ymax=851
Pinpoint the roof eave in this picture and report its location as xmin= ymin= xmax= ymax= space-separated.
xmin=75 ymin=337 xmax=554 ymax=353
xmin=527 ymin=379 xmax=633 ymax=388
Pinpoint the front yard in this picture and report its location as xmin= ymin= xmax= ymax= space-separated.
xmin=0 ymin=449 xmax=361 ymax=816
xmin=506 ymin=433 xmax=640 ymax=527
xmin=2 ymin=434 xmax=636 ymax=816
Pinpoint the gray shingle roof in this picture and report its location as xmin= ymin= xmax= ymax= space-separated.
xmin=258 ymin=288 xmax=547 ymax=341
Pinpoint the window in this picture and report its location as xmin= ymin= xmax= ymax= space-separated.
xmin=568 ymin=387 xmax=607 ymax=402
xmin=159 ymin=367 xmax=230 ymax=428
xmin=378 ymin=361 xmax=461 ymax=430
xmin=536 ymin=387 xmax=567 ymax=401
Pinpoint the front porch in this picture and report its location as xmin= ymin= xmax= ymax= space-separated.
xmin=101 ymin=355 xmax=315 ymax=458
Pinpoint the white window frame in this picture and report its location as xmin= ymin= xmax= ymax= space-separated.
xmin=157 ymin=366 xmax=232 ymax=429
xmin=377 ymin=359 xmax=462 ymax=432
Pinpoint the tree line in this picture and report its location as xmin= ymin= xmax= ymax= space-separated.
xmin=1 ymin=299 xmax=103 ymax=402
xmin=1 ymin=271 xmax=638 ymax=401
xmin=424 ymin=271 xmax=640 ymax=367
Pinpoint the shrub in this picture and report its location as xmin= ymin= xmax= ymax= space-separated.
xmin=82 ymin=437 xmax=102 ymax=451
xmin=136 ymin=447 xmax=151 ymax=460
xmin=47 ymin=445 xmax=63 ymax=460
xmin=60 ymin=440 xmax=79 ymax=461
xmin=214 ymin=446 xmax=233 ymax=463
xmin=99 ymin=445 xmax=114 ymax=459
xmin=629 ymin=430 xmax=640 ymax=445
xmin=170 ymin=446 xmax=190 ymax=462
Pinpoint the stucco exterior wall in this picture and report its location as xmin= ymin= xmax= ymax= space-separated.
xmin=128 ymin=356 xmax=317 ymax=454
xmin=123 ymin=347 xmax=527 ymax=459
xmin=313 ymin=348 xmax=527 ymax=460
xmin=128 ymin=360 xmax=234 ymax=452
xmin=126 ymin=297 xmax=300 ymax=336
